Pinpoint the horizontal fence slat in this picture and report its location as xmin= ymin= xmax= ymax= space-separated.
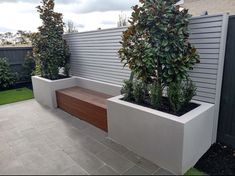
xmin=192 ymin=43 xmax=220 ymax=49
xmin=195 ymin=82 xmax=217 ymax=89
xmin=193 ymin=95 xmax=215 ymax=104
xmin=190 ymin=27 xmax=222 ymax=34
xmin=67 ymin=42 xmax=121 ymax=47
xmin=70 ymin=46 xmax=121 ymax=51
xmin=190 ymin=38 xmax=221 ymax=44
xmin=199 ymin=53 xmax=220 ymax=59
xmin=189 ymin=33 xmax=221 ymax=39
xmin=197 ymin=48 xmax=220 ymax=54
xmin=189 ymin=15 xmax=223 ymax=24
xmin=191 ymin=77 xmax=217 ymax=84
xmin=196 ymin=87 xmax=216 ymax=94
xmin=73 ymin=65 xmax=130 ymax=76
xmin=189 ymin=21 xmax=222 ymax=29
xmin=67 ymin=36 xmax=122 ymax=42
xmin=190 ymin=68 xmax=218 ymax=74
xmin=194 ymin=63 xmax=218 ymax=69
xmin=189 ymin=72 xmax=217 ymax=79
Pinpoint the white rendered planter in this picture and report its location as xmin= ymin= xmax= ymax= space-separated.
xmin=32 ymin=76 xmax=77 ymax=108
xmin=107 ymin=95 xmax=215 ymax=174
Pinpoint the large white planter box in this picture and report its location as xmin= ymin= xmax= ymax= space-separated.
xmin=107 ymin=95 xmax=215 ymax=174
xmin=32 ymin=76 xmax=77 ymax=108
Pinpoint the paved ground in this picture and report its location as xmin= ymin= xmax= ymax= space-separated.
xmin=0 ymin=100 xmax=173 ymax=175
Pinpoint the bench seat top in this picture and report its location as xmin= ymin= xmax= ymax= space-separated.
xmin=56 ymin=86 xmax=112 ymax=109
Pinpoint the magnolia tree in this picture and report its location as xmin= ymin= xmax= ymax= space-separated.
xmin=32 ymin=0 xmax=70 ymax=80
xmin=119 ymin=0 xmax=200 ymax=113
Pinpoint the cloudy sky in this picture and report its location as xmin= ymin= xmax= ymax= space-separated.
xmin=0 ymin=0 xmax=139 ymax=33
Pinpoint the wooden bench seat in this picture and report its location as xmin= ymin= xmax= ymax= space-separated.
xmin=56 ymin=86 xmax=112 ymax=132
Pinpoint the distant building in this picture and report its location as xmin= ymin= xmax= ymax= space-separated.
xmin=182 ymin=0 xmax=235 ymax=16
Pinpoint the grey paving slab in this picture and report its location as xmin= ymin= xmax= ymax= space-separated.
xmin=0 ymin=100 xmax=171 ymax=175
xmin=0 ymin=149 xmax=19 ymax=170
xmin=91 ymin=165 xmax=119 ymax=175
xmin=83 ymin=123 xmax=108 ymax=141
xmin=153 ymin=168 xmax=174 ymax=175
xmin=74 ymin=135 xmax=108 ymax=155
xmin=123 ymin=150 xmax=160 ymax=174
xmin=0 ymin=119 xmax=15 ymax=131
xmin=44 ymin=150 xmax=82 ymax=174
xmin=0 ymin=129 xmax=24 ymax=143
xmin=100 ymin=138 xmax=129 ymax=155
xmin=64 ymin=146 xmax=105 ymax=174
xmin=0 ymin=138 xmax=10 ymax=152
xmin=122 ymin=165 xmax=149 ymax=175
xmin=60 ymin=165 xmax=89 ymax=175
xmin=9 ymin=137 xmax=36 ymax=156
xmin=0 ymin=158 xmax=27 ymax=175
xmin=97 ymin=149 xmax=135 ymax=174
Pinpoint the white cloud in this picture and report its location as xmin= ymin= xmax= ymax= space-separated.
xmin=72 ymin=0 xmax=138 ymax=13
xmin=0 ymin=2 xmax=40 ymax=32
xmin=0 ymin=0 xmax=137 ymax=33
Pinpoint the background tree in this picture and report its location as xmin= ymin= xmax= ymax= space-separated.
xmin=32 ymin=0 xmax=70 ymax=80
xmin=15 ymin=30 xmax=32 ymax=45
xmin=65 ymin=20 xmax=78 ymax=33
xmin=0 ymin=31 xmax=32 ymax=46
xmin=117 ymin=12 xmax=128 ymax=27
xmin=0 ymin=32 xmax=13 ymax=45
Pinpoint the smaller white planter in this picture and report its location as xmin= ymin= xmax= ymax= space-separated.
xmin=107 ymin=95 xmax=215 ymax=174
xmin=32 ymin=76 xmax=77 ymax=108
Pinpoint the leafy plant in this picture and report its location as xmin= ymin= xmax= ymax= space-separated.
xmin=121 ymin=80 xmax=134 ymax=101
xmin=32 ymin=0 xmax=70 ymax=80
xmin=167 ymin=79 xmax=197 ymax=112
xmin=119 ymin=0 xmax=200 ymax=113
xmin=149 ymin=82 xmax=162 ymax=109
xmin=167 ymin=82 xmax=185 ymax=112
xmin=182 ymin=78 xmax=197 ymax=105
xmin=133 ymin=81 xmax=146 ymax=104
xmin=0 ymin=58 xmax=17 ymax=89
xmin=21 ymin=52 xmax=36 ymax=82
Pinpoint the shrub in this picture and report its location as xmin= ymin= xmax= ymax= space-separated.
xmin=32 ymin=0 xmax=70 ymax=80
xmin=167 ymin=79 xmax=197 ymax=112
xmin=182 ymin=78 xmax=197 ymax=105
xmin=0 ymin=58 xmax=17 ymax=89
xmin=167 ymin=82 xmax=185 ymax=112
xmin=21 ymin=52 xmax=36 ymax=82
xmin=149 ymin=83 xmax=162 ymax=109
xmin=133 ymin=81 xmax=146 ymax=104
xmin=121 ymin=80 xmax=134 ymax=101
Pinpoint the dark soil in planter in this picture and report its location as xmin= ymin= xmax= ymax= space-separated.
xmin=195 ymin=143 xmax=235 ymax=175
xmin=40 ymin=74 xmax=70 ymax=80
xmin=121 ymin=97 xmax=200 ymax=116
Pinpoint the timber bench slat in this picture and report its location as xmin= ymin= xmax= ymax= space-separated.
xmin=56 ymin=86 xmax=112 ymax=132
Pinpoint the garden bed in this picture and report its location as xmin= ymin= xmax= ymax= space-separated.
xmin=0 ymin=87 xmax=34 ymax=105
xmin=121 ymin=97 xmax=200 ymax=116
xmin=195 ymin=143 xmax=235 ymax=175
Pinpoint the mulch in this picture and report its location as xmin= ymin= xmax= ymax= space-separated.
xmin=195 ymin=142 xmax=235 ymax=175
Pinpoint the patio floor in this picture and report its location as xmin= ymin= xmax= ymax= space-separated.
xmin=0 ymin=99 xmax=173 ymax=175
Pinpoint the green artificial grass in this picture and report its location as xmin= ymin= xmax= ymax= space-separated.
xmin=0 ymin=87 xmax=34 ymax=105
xmin=185 ymin=168 xmax=206 ymax=175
